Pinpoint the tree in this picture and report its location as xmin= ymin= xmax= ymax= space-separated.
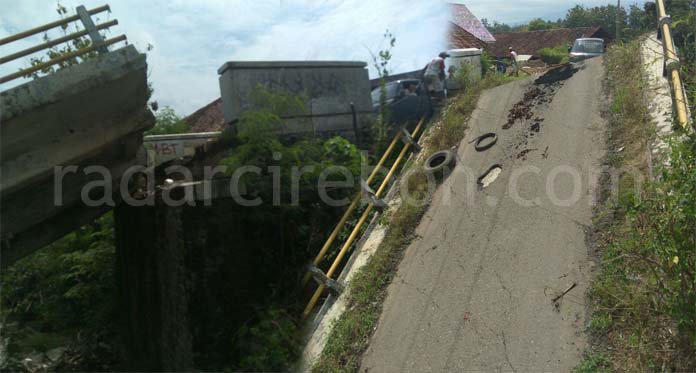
xmin=528 ymin=18 xmax=553 ymax=31
xmin=627 ymin=4 xmax=651 ymax=34
xmin=564 ymin=4 xmax=629 ymax=39
xmin=145 ymin=107 xmax=190 ymax=135
xmin=484 ymin=20 xmax=514 ymax=34
xmin=368 ymin=29 xmax=396 ymax=151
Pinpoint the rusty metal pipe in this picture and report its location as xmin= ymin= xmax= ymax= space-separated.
xmin=0 ymin=35 xmax=126 ymax=84
xmin=656 ymin=0 xmax=690 ymax=128
xmin=0 ymin=5 xmax=111 ymax=46
xmin=0 ymin=20 xmax=118 ymax=65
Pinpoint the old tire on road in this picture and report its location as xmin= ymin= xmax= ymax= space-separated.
xmin=424 ymin=150 xmax=456 ymax=176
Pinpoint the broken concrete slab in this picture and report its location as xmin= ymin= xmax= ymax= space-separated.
xmin=1 ymin=44 xmax=154 ymax=267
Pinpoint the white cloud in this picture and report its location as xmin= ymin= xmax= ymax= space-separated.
xmin=1 ymin=0 xmax=647 ymax=115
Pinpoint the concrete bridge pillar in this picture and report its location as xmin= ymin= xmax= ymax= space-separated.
xmin=114 ymin=203 xmax=193 ymax=371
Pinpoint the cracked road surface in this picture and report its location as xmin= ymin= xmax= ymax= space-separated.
xmin=360 ymin=58 xmax=607 ymax=372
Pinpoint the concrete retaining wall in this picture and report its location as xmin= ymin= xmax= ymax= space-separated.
xmin=218 ymin=61 xmax=373 ymax=141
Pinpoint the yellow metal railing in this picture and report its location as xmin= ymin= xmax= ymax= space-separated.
xmin=302 ymin=117 xmax=426 ymax=319
xmin=0 ymin=4 xmax=125 ymax=85
xmin=655 ymin=0 xmax=690 ymax=129
xmin=300 ymin=130 xmax=402 ymax=286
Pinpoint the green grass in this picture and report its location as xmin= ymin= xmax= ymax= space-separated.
xmin=310 ymin=72 xmax=518 ymax=372
xmin=312 ymin=176 xmax=428 ymax=372
xmin=574 ymin=352 xmax=612 ymax=373
xmin=538 ymin=45 xmax=570 ymax=65
xmin=578 ymin=40 xmax=696 ymax=373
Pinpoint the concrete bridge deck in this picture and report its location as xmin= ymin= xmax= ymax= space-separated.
xmin=1 ymin=45 xmax=153 ymax=267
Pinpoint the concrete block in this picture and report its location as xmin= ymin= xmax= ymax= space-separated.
xmin=217 ymin=61 xmax=373 ymax=140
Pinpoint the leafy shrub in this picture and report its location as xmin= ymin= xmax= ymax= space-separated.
xmin=232 ymin=308 xmax=301 ymax=372
xmin=1 ymin=214 xmax=117 ymax=368
xmin=452 ymin=63 xmax=479 ymax=90
xmin=538 ymin=45 xmax=570 ymax=65
xmin=188 ymin=86 xmax=364 ymax=371
xmin=480 ymin=50 xmax=494 ymax=76
xmin=591 ymin=135 xmax=696 ymax=369
xmin=584 ymin=40 xmax=696 ymax=372
xmin=145 ymin=106 xmax=190 ymax=135
xmin=624 ymin=135 xmax=696 ymax=346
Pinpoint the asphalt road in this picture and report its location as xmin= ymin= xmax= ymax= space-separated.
xmin=361 ymin=58 xmax=607 ymax=372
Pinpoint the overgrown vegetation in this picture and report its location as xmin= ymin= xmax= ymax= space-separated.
xmin=577 ymin=35 xmax=696 ymax=372
xmin=1 ymin=84 xmax=364 ymax=371
xmin=669 ymin=0 xmax=696 ymax=121
xmin=22 ymin=3 xmax=103 ymax=80
xmin=187 ymin=86 xmax=365 ymax=372
xmin=311 ymin=70 xmax=518 ymax=373
xmin=538 ymin=45 xmax=570 ymax=65
xmin=144 ymin=106 xmax=190 ymax=135
xmin=311 ymin=170 xmax=430 ymax=373
xmin=368 ymin=29 xmax=397 ymax=152
xmin=1 ymin=214 xmax=118 ymax=371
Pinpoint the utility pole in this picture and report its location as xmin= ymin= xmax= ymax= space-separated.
xmin=616 ymin=0 xmax=621 ymax=41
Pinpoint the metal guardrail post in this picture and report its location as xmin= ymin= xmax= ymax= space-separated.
xmin=76 ymin=5 xmax=109 ymax=54
xmin=656 ymin=0 xmax=690 ymax=128
xmin=302 ymin=117 xmax=426 ymax=319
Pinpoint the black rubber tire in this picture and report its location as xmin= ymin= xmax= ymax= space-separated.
xmin=424 ymin=150 xmax=456 ymax=175
xmin=471 ymin=133 xmax=498 ymax=152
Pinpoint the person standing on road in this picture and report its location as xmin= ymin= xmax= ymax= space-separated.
xmin=509 ymin=46 xmax=519 ymax=77
xmin=422 ymin=52 xmax=449 ymax=100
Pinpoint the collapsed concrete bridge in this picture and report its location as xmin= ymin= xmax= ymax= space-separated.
xmin=0 ymin=5 xmax=153 ymax=267
xmin=1 ymin=5 xmax=382 ymax=370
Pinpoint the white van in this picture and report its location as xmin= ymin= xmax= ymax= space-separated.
xmin=569 ymin=38 xmax=605 ymax=62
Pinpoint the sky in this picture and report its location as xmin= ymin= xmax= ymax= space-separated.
xmin=1 ymin=0 xmax=646 ymax=116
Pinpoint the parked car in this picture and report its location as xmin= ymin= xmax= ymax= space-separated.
xmin=569 ymin=38 xmax=605 ymax=62
xmin=371 ymin=79 xmax=433 ymax=124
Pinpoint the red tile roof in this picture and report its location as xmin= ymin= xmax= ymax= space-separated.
xmin=449 ymin=22 xmax=488 ymax=50
xmin=184 ymin=97 xmax=226 ymax=133
xmin=449 ymin=3 xmax=495 ymax=43
xmin=487 ymin=27 xmax=610 ymax=59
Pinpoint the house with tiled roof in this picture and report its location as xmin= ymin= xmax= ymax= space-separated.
xmin=185 ymin=97 xmax=225 ymax=133
xmin=487 ymin=27 xmax=611 ymax=59
xmin=448 ymin=3 xmax=495 ymax=49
